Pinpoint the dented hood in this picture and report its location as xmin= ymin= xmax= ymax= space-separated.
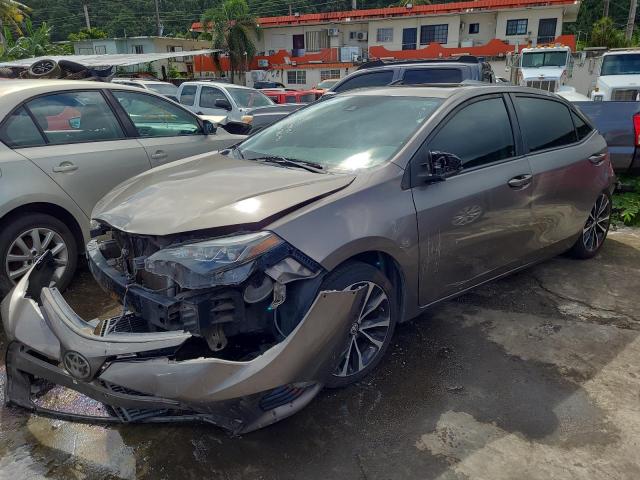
xmin=92 ymin=152 xmax=355 ymax=236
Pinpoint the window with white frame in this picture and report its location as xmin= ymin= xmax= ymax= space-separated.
xmin=420 ymin=24 xmax=448 ymax=44
xmin=133 ymin=45 xmax=144 ymax=54
xmin=320 ymin=69 xmax=341 ymax=81
xmin=506 ymin=19 xmax=528 ymax=35
xmin=305 ymin=31 xmax=329 ymax=52
xmin=94 ymin=45 xmax=106 ymax=54
xmin=287 ymin=70 xmax=306 ymax=85
xmin=376 ymin=28 xmax=393 ymax=42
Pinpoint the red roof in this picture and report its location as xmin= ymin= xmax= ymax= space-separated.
xmin=192 ymin=0 xmax=577 ymax=30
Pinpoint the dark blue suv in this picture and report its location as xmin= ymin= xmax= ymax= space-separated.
xmin=328 ymin=56 xmax=495 ymax=94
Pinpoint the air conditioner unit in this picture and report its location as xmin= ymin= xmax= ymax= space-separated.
xmin=328 ymin=28 xmax=340 ymax=36
xmin=257 ymin=59 xmax=269 ymax=67
xmin=356 ymin=32 xmax=368 ymax=41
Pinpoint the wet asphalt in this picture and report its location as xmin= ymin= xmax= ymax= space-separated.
xmin=0 ymin=228 xmax=639 ymax=480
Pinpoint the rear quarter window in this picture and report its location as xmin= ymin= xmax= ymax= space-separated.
xmin=402 ymin=68 xmax=463 ymax=84
xmin=0 ymin=107 xmax=45 ymax=148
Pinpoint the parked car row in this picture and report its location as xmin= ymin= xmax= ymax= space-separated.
xmin=2 ymin=83 xmax=615 ymax=435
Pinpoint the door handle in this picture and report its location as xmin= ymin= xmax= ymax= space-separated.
xmin=150 ymin=150 xmax=168 ymax=160
xmin=52 ymin=162 xmax=78 ymax=173
xmin=507 ymin=174 xmax=533 ymax=189
xmin=588 ymin=153 xmax=606 ymax=165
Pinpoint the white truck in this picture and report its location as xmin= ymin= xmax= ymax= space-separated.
xmin=509 ymin=45 xmax=588 ymax=101
xmin=590 ymin=49 xmax=640 ymax=101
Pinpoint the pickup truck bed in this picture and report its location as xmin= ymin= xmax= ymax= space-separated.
xmin=574 ymin=101 xmax=640 ymax=174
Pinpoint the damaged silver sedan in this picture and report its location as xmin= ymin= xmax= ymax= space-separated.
xmin=2 ymin=85 xmax=615 ymax=433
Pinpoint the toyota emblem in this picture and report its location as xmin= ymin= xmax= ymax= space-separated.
xmin=63 ymin=351 xmax=91 ymax=380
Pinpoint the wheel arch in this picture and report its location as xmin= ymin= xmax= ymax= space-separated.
xmin=0 ymin=202 xmax=85 ymax=255
xmin=330 ymin=249 xmax=409 ymax=323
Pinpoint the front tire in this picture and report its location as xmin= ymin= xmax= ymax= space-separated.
xmin=321 ymin=261 xmax=398 ymax=389
xmin=569 ymin=192 xmax=611 ymax=259
xmin=0 ymin=213 xmax=78 ymax=297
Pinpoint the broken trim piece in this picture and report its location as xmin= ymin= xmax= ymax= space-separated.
xmin=2 ymin=260 xmax=367 ymax=433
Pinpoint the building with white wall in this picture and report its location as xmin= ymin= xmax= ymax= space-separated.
xmin=72 ymin=36 xmax=211 ymax=77
xmin=191 ymin=0 xmax=580 ymax=89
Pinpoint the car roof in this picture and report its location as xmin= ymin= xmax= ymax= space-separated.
xmin=113 ymin=78 xmax=172 ymax=85
xmin=180 ymin=81 xmax=254 ymax=90
xmin=342 ymin=84 xmax=566 ymax=100
xmin=0 ymin=80 xmax=170 ymax=119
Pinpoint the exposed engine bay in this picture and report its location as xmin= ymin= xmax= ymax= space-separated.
xmin=89 ymin=223 xmax=326 ymax=361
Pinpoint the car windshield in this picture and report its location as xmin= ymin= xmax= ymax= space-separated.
xmin=318 ymin=79 xmax=339 ymax=89
xmin=601 ymin=54 xmax=640 ymax=75
xmin=521 ymin=51 xmax=568 ymax=68
xmin=238 ymin=95 xmax=442 ymax=171
xmin=147 ymin=83 xmax=179 ymax=96
xmin=226 ymin=87 xmax=273 ymax=108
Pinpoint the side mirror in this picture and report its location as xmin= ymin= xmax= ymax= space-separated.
xmin=320 ymin=90 xmax=337 ymax=100
xmin=419 ymin=151 xmax=463 ymax=183
xmin=202 ymin=119 xmax=217 ymax=135
xmin=214 ymin=98 xmax=232 ymax=111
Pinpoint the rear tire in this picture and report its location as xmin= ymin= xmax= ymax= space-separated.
xmin=0 ymin=213 xmax=78 ymax=297
xmin=321 ymin=261 xmax=398 ymax=389
xmin=569 ymin=192 xmax=611 ymax=259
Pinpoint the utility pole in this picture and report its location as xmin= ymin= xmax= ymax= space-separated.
xmin=154 ymin=0 xmax=163 ymax=36
xmin=82 ymin=2 xmax=91 ymax=29
xmin=289 ymin=4 xmax=292 ymax=15
xmin=626 ymin=0 xmax=637 ymax=41
xmin=603 ymin=0 xmax=609 ymax=17
xmin=352 ymin=0 xmax=357 ymax=9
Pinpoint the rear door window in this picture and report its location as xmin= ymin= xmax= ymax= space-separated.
xmin=179 ymin=85 xmax=197 ymax=106
xmin=429 ymin=96 xmax=515 ymax=169
xmin=26 ymin=91 xmax=124 ymax=145
xmin=333 ymin=70 xmax=395 ymax=93
xmin=515 ymin=96 xmax=577 ymax=152
xmin=0 ymin=107 xmax=45 ymax=147
xmin=403 ymin=68 xmax=463 ymax=84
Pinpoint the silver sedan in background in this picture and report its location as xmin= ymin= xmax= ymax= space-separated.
xmin=0 ymin=80 xmax=243 ymax=295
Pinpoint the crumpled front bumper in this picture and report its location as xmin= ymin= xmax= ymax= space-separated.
xmin=1 ymin=254 xmax=365 ymax=434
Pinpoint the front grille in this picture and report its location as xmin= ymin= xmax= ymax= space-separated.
xmin=611 ymin=89 xmax=640 ymax=101
xmin=259 ymin=384 xmax=316 ymax=411
xmin=526 ymin=80 xmax=557 ymax=92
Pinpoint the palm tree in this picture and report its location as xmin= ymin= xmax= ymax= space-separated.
xmin=0 ymin=0 xmax=29 ymax=47
xmin=201 ymin=0 xmax=260 ymax=83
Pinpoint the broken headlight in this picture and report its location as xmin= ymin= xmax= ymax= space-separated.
xmin=144 ymin=232 xmax=283 ymax=289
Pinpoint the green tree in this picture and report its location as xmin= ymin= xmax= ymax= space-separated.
xmin=201 ymin=0 xmax=260 ymax=83
xmin=67 ymin=27 xmax=108 ymax=42
xmin=589 ymin=16 xmax=629 ymax=48
xmin=0 ymin=17 xmax=66 ymax=60
xmin=0 ymin=0 xmax=29 ymax=47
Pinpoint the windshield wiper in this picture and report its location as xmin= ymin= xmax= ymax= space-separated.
xmin=249 ymin=155 xmax=326 ymax=173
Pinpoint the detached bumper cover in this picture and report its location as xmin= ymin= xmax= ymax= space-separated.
xmin=1 ymin=254 xmax=365 ymax=434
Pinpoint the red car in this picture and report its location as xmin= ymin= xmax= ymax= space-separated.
xmin=261 ymin=89 xmax=317 ymax=104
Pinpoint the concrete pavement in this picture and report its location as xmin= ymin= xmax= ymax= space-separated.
xmin=0 ymin=228 xmax=639 ymax=480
